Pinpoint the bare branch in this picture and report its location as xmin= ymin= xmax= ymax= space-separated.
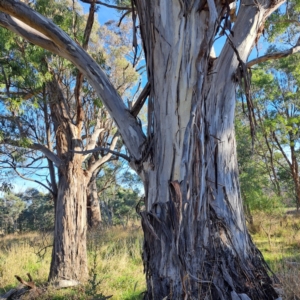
xmin=80 ymin=0 xmax=131 ymax=11
xmin=72 ymin=146 xmax=130 ymax=162
xmin=88 ymin=135 xmax=120 ymax=174
xmin=15 ymin=274 xmax=36 ymax=290
xmin=31 ymin=144 xmax=61 ymax=167
xmin=247 ymin=42 xmax=300 ymax=67
xmin=117 ymin=9 xmax=132 ymax=27
xmin=130 ymin=82 xmax=150 ymax=117
xmin=272 ymin=132 xmax=292 ymax=168
xmin=83 ymin=114 xmax=106 ymax=160
xmin=5 ymin=160 xmax=55 ymax=195
xmin=2 ymin=138 xmax=61 ymax=167
xmin=0 ymin=13 xmax=59 ymax=53
xmin=0 ymin=1 xmax=146 ymax=160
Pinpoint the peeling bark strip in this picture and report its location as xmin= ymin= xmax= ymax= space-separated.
xmin=169 ymin=181 xmax=182 ymax=250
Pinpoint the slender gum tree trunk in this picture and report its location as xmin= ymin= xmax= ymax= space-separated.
xmin=49 ymin=160 xmax=88 ymax=284
xmin=290 ymin=144 xmax=300 ymax=210
xmin=134 ymin=0 xmax=283 ymax=298
xmin=87 ymin=175 xmax=102 ymax=228
xmin=264 ymin=135 xmax=281 ymax=195
xmin=47 ymin=79 xmax=89 ymax=284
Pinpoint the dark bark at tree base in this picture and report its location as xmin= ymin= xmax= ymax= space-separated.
xmin=141 ymin=203 xmax=279 ymax=300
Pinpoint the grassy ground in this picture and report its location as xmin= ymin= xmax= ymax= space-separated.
xmin=0 ymin=225 xmax=145 ymax=299
xmin=1 ymin=213 xmax=300 ymax=299
xmin=249 ymin=210 xmax=300 ymax=299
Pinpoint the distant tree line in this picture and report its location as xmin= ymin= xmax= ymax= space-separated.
xmin=236 ymin=53 xmax=300 ymax=220
xmin=0 ymin=172 xmax=141 ymax=235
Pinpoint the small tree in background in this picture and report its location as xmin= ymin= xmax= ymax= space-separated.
xmin=0 ymin=192 xmax=25 ymax=234
xmin=251 ymin=55 xmax=300 ymax=209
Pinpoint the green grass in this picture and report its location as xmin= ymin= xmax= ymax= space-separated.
xmin=250 ymin=210 xmax=300 ymax=299
xmin=2 ymin=213 xmax=300 ymax=299
xmin=0 ymin=226 xmax=145 ymax=300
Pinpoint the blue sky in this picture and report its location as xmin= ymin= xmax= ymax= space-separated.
xmin=80 ymin=2 xmax=121 ymax=25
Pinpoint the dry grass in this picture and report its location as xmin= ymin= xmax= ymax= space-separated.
xmin=0 ymin=232 xmax=51 ymax=290
xmin=275 ymin=261 xmax=300 ymax=300
xmin=251 ymin=210 xmax=300 ymax=299
xmin=0 ymin=226 xmax=144 ymax=300
xmin=2 ymin=215 xmax=300 ymax=299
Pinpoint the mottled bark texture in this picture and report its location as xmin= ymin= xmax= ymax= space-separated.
xmin=134 ymin=0 xmax=284 ymax=299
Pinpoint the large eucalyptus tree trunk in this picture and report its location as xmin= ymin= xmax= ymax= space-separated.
xmin=134 ymin=1 xmax=282 ymax=299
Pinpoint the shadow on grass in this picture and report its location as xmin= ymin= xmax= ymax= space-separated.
xmin=0 ymin=284 xmax=16 ymax=295
xmin=122 ymin=291 xmax=144 ymax=300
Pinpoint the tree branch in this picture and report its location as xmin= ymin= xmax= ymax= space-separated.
xmin=84 ymin=128 xmax=105 ymax=159
xmin=74 ymin=1 xmax=96 ymax=134
xmin=88 ymin=135 xmax=120 ymax=174
xmin=0 ymin=13 xmax=59 ymax=53
xmin=83 ymin=110 xmax=106 ymax=161
xmin=5 ymin=160 xmax=55 ymax=195
xmin=0 ymin=89 xmax=41 ymax=100
xmin=28 ymin=144 xmax=61 ymax=167
xmin=80 ymin=0 xmax=131 ymax=11
xmin=72 ymin=146 xmax=130 ymax=162
xmin=0 ymin=1 xmax=146 ymax=160
xmin=2 ymin=138 xmax=61 ymax=167
xmin=130 ymin=82 xmax=150 ymax=117
xmin=247 ymin=41 xmax=300 ymax=67
xmin=271 ymin=131 xmax=292 ymax=168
